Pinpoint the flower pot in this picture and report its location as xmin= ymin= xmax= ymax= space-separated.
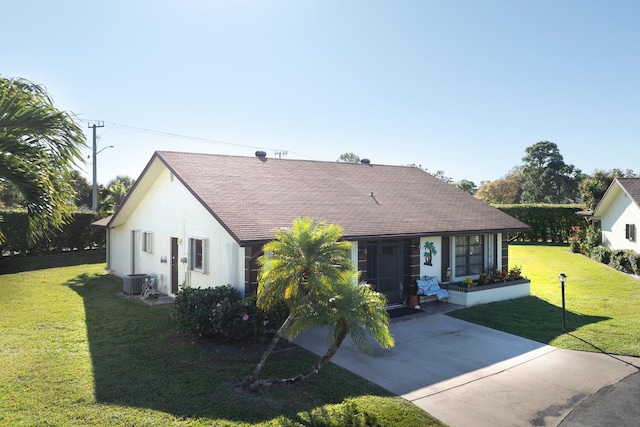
xmin=407 ymin=295 xmax=419 ymax=307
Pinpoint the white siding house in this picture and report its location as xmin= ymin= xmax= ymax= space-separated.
xmin=96 ymin=151 xmax=529 ymax=303
xmin=104 ymin=161 xmax=244 ymax=295
xmin=592 ymin=178 xmax=640 ymax=252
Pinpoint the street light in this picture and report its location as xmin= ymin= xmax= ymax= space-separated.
xmin=559 ymin=273 xmax=567 ymax=332
xmin=92 ymin=142 xmax=114 ymax=211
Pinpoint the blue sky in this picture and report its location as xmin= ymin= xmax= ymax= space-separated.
xmin=3 ymin=0 xmax=639 ymax=186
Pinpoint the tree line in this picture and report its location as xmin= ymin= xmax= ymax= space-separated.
xmin=340 ymin=142 xmax=637 ymax=210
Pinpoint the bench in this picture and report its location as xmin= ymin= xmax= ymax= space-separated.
xmin=416 ymin=277 xmax=449 ymax=304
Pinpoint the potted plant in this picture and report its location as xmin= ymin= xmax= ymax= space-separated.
xmin=423 ymin=241 xmax=437 ymax=266
xmin=405 ymin=281 xmax=419 ymax=308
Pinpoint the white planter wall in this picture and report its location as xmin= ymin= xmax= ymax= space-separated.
xmin=445 ymin=281 xmax=530 ymax=307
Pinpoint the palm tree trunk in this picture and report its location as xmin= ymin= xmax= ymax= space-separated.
xmin=244 ymin=312 xmax=296 ymax=391
xmin=262 ymin=321 xmax=349 ymax=388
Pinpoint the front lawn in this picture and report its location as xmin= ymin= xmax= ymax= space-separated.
xmin=449 ymin=244 xmax=640 ymax=357
xmin=0 ymin=252 xmax=442 ymax=426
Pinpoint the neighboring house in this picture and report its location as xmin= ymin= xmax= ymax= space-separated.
xmin=95 ymin=151 xmax=529 ymax=305
xmin=591 ymin=178 xmax=640 ymax=252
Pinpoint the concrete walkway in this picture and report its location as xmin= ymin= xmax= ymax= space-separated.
xmin=294 ymin=311 xmax=640 ymax=426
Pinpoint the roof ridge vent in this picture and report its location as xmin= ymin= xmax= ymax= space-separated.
xmin=360 ymin=158 xmax=371 ymax=164
xmin=255 ymin=150 xmax=267 ymax=159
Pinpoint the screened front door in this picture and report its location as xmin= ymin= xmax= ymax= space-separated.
xmin=367 ymin=242 xmax=407 ymax=304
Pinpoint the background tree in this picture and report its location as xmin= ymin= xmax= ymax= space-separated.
xmin=0 ymin=77 xmax=86 ymax=243
xmin=431 ymin=170 xmax=453 ymax=184
xmin=245 ymin=217 xmax=393 ymax=391
xmin=520 ymin=141 xmax=582 ymax=203
xmin=579 ymin=169 xmax=637 ymax=210
xmin=98 ymin=175 xmax=135 ymax=214
xmin=337 ymin=152 xmax=360 ymax=163
xmin=475 ymin=178 xmax=520 ymax=204
xmin=0 ymin=179 xmax=25 ymax=208
xmin=69 ymin=170 xmax=92 ymax=209
xmin=454 ymin=179 xmax=477 ymax=195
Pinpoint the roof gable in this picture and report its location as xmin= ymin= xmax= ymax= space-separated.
xmin=593 ymin=178 xmax=640 ymax=217
xmin=138 ymin=151 xmax=529 ymax=243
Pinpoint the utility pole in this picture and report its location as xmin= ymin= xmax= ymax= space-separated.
xmin=89 ymin=121 xmax=104 ymax=211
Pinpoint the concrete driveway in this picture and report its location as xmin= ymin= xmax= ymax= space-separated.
xmin=294 ymin=311 xmax=640 ymax=426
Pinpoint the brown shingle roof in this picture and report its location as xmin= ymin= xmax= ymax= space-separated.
xmin=155 ymin=151 xmax=529 ymax=243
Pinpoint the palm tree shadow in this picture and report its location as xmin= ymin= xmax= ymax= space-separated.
xmin=67 ymin=274 xmax=384 ymax=424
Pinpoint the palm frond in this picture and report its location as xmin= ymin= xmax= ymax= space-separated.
xmin=0 ymin=77 xmax=86 ymax=244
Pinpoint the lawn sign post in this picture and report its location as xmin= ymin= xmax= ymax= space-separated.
xmin=559 ymin=273 xmax=567 ymax=332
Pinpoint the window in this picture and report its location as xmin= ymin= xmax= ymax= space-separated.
xmin=142 ymin=232 xmax=153 ymax=253
xmin=626 ymin=224 xmax=635 ymax=241
xmin=455 ymin=235 xmax=484 ymax=277
xmin=190 ymin=237 xmax=209 ymax=273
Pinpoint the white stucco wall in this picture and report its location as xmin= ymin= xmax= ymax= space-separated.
xmin=600 ymin=189 xmax=640 ymax=252
xmin=108 ymin=167 xmax=243 ymax=296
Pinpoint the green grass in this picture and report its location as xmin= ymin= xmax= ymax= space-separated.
xmin=0 ymin=252 xmax=442 ymax=426
xmin=449 ymin=244 xmax=640 ymax=357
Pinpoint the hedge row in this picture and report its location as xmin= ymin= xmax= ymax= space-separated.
xmin=495 ymin=204 xmax=585 ymax=243
xmin=589 ymin=248 xmax=640 ymax=276
xmin=0 ymin=210 xmax=106 ymax=253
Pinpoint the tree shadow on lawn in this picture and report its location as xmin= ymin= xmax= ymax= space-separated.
xmin=68 ymin=274 xmax=390 ymax=424
xmin=448 ymin=296 xmax=612 ymax=344
xmin=0 ymin=249 xmax=105 ymax=275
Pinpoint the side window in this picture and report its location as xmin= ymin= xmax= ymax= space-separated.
xmin=454 ymin=235 xmax=484 ymax=277
xmin=190 ymin=237 xmax=209 ymax=274
xmin=625 ymin=224 xmax=635 ymax=241
xmin=142 ymin=232 xmax=153 ymax=253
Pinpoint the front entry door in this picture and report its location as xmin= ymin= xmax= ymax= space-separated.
xmin=368 ymin=242 xmax=405 ymax=304
xmin=171 ymin=238 xmax=179 ymax=294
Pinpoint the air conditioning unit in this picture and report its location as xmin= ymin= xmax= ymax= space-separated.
xmin=123 ymin=274 xmax=149 ymax=295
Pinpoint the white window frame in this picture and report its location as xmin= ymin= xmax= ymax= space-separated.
xmin=189 ymin=237 xmax=209 ymax=274
xmin=454 ymin=235 xmax=485 ymax=277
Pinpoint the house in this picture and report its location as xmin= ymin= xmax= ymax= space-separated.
xmin=97 ymin=151 xmax=530 ymax=305
xmin=591 ymin=178 xmax=640 ymax=252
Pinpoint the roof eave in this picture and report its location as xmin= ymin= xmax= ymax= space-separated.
xmin=237 ymin=226 xmax=531 ymax=246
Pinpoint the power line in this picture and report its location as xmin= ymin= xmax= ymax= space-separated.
xmin=77 ymin=119 xmax=329 ymax=161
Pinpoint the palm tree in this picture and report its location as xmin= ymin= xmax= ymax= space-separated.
xmin=244 ymin=217 xmax=394 ymax=391
xmin=98 ymin=175 xmax=135 ymax=214
xmin=0 ymin=77 xmax=86 ymax=244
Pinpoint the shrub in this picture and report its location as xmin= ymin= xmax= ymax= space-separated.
xmin=569 ymin=225 xmax=582 ymax=253
xmin=609 ymin=250 xmax=634 ymax=274
xmin=590 ymin=246 xmax=611 ymax=264
xmin=172 ymin=285 xmax=289 ymax=342
xmin=581 ymin=225 xmax=602 ymax=256
xmin=172 ymin=285 xmax=241 ymax=337
xmin=625 ymin=251 xmax=640 ymax=276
